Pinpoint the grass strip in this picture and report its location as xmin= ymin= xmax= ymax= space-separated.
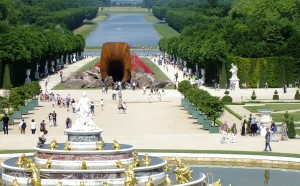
xmin=244 ymin=103 xmax=300 ymax=113
xmin=272 ymin=111 xmax=300 ymax=122
xmin=153 ymin=24 xmax=180 ymax=38
xmin=73 ymin=22 xmax=97 ymax=39
xmin=136 ymin=149 xmax=300 ymax=158
xmin=141 ymin=58 xmax=171 ymax=81
xmin=99 ymin=7 xmax=150 ymax=14
xmin=224 ymin=105 xmax=243 ymax=120
xmin=144 ymin=15 xmax=160 ymax=22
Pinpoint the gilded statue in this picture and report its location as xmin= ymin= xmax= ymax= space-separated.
xmin=49 ymin=139 xmax=58 ymax=150
xmin=103 ymin=181 xmax=109 ymax=186
xmin=25 ymin=162 xmax=41 ymax=186
xmin=80 ymin=161 xmax=89 ymax=170
xmin=11 ymin=178 xmax=21 ymax=186
xmin=173 ymin=157 xmax=193 ymax=184
xmin=95 ymin=141 xmax=104 ymax=150
xmin=164 ymin=174 xmax=172 ymax=185
xmin=116 ymin=160 xmax=126 ymax=168
xmin=80 ymin=180 xmax=85 ymax=186
xmin=145 ymin=177 xmax=154 ymax=186
xmin=56 ymin=181 xmax=63 ymax=186
xmin=124 ymin=165 xmax=138 ymax=186
xmin=15 ymin=153 xmax=27 ymax=167
xmin=211 ymin=179 xmax=221 ymax=186
xmin=41 ymin=159 xmax=52 ymax=169
xmin=112 ymin=140 xmax=121 ymax=150
xmin=142 ymin=153 xmax=151 ymax=166
xmin=133 ymin=151 xmax=140 ymax=167
xmin=164 ymin=165 xmax=172 ymax=173
xmin=64 ymin=141 xmax=72 ymax=150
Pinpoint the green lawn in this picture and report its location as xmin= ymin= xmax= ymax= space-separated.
xmin=144 ymin=15 xmax=160 ymax=22
xmin=244 ymin=104 xmax=300 ymax=113
xmin=153 ymin=24 xmax=180 ymax=38
xmin=73 ymin=22 xmax=97 ymax=39
xmin=99 ymin=7 xmax=150 ymax=14
xmin=272 ymin=111 xmax=300 ymax=122
xmin=141 ymin=58 xmax=171 ymax=82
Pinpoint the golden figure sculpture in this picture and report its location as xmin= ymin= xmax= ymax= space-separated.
xmin=142 ymin=153 xmax=151 ymax=166
xmin=56 ymin=181 xmax=63 ymax=186
xmin=49 ymin=139 xmax=58 ymax=150
xmin=173 ymin=158 xmax=193 ymax=184
xmin=112 ymin=140 xmax=121 ymax=150
xmin=124 ymin=165 xmax=138 ymax=186
xmin=80 ymin=180 xmax=85 ymax=186
xmin=80 ymin=161 xmax=89 ymax=170
xmin=211 ymin=179 xmax=221 ymax=186
xmin=164 ymin=174 xmax=172 ymax=185
xmin=116 ymin=160 xmax=126 ymax=168
xmin=95 ymin=141 xmax=104 ymax=150
xmin=145 ymin=177 xmax=154 ymax=186
xmin=11 ymin=178 xmax=21 ymax=186
xmin=15 ymin=153 xmax=27 ymax=167
xmin=103 ymin=181 xmax=109 ymax=186
xmin=26 ymin=159 xmax=33 ymax=168
xmin=133 ymin=151 xmax=140 ymax=167
xmin=63 ymin=141 xmax=72 ymax=150
xmin=41 ymin=159 xmax=52 ymax=169
xmin=25 ymin=162 xmax=41 ymax=186
xmin=164 ymin=165 xmax=172 ymax=173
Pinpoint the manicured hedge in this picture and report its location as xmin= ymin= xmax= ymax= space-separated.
xmin=227 ymin=56 xmax=298 ymax=88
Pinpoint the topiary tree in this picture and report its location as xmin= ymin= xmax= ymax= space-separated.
xmin=222 ymin=90 xmax=233 ymax=102
xmin=178 ymin=80 xmax=193 ymax=98
xmin=294 ymin=90 xmax=300 ymax=100
xmin=273 ymin=90 xmax=279 ymax=100
xmin=2 ymin=64 xmax=13 ymax=89
xmin=251 ymin=90 xmax=257 ymax=100
xmin=287 ymin=117 xmax=296 ymax=139
xmin=219 ymin=62 xmax=227 ymax=89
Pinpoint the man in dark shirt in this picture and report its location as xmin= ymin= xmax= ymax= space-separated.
xmin=52 ymin=111 xmax=57 ymax=126
xmin=2 ymin=114 xmax=9 ymax=135
xmin=264 ymin=128 xmax=272 ymax=152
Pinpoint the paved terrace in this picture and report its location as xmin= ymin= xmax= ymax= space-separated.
xmin=0 ymin=56 xmax=299 ymax=155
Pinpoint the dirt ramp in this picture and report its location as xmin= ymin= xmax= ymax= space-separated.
xmin=100 ymin=42 xmax=131 ymax=83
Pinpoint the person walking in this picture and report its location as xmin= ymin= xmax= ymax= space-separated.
xmin=52 ymin=111 xmax=57 ymax=126
xmin=66 ymin=117 xmax=72 ymax=129
xmin=90 ymin=102 xmax=95 ymax=115
xmin=241 ymin=115 xmax=247 ymax=136
xmin=31 ymin=119 xmax=36 ymax=134
xmin=270 ymin=120 xmax=279 ymax=142
xmin=264 ymin=128 xmax=272 ymax=151
xmin=2 ymin=114 xmax=9 ymax=135
xmin=118 ymin=100 xmax=123 ymax=114
xmin=231 ymin=123 xmax=237 ymax=143
xmin=100 ymin=99 xmax=104 ymax=111
xmin=40 ymin=120 xmax=46 ymax=132
xmin=19 ymin=119 xmax=25 ymax=134
xmin=122 ymin=102 xmax=127 ymax=114
xmin=48 ymin=112 xmax=53 ymax=127
xmin=220 ymin=121 xmax=228 ymax=144
xmin=281 ymin=121 xmax=289 ymax=141
xmin=71 ymin=99 xmax=76 ymax=113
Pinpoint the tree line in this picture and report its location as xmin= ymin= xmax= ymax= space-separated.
xmin=153 ymin=0 xmax=300 ymax=87
xmin=0 ymin=0 xmax=99 ymax=88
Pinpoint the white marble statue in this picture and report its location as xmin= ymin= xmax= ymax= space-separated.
xmin=230 ymin=63 xmax=238 ymax=80
xmin=74 ymin=92 xmax=97 ymax=130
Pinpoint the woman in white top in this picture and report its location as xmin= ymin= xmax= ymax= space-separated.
xmin=31 ymin=119 xmax=36 ymax=134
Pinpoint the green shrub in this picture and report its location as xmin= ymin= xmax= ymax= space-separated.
xmin=273 ymin=90 xmax=279 ymax=100
xmin=287 ymin=117 xmax=296 ymax=139
xmin=222 ymin=95 xmax=233 ymax=103
xmin=251 ymin=90 xmax=257 ymax=100
xmin=294 ymin=90 xmax=300 ymax=100
xmin=224 ymin=105 xmax=242 ymax=120
xmin=178 ymin=80 xmax=193 ymax=98
xmin=224 ymin=90 xmax=230 ymax=95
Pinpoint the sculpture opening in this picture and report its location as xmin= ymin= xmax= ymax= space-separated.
xmin=99 ymin=42 xmax=131 ymax=83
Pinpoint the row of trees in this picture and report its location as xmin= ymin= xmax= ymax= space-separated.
xmin=178 ymin=80 xmax=224 ymax=125
xmin=154 ymin=0 xmax=300 ymax=86
xmin=0 ymin=0 xmax=98 ymax=88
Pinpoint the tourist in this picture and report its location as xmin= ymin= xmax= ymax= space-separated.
xmin=220 ymin=121 xmax=228 ymax=144
xmin=66 ymin=117 xmax=72 ymax=129
xmin=52 ymin=111 xmax=57 ymax=126
xmin=48 ymin=112 xmax=53 ymax=127
xmin=148 ymin=93 xmax=153 ymax=103
xmin=90 ymin=102 xmax=95 ymax=115
xmin=31 ymin=119 xmax=36 ymax=134
xmin=241 ymin=115 xmax=247 ymax=136
xmin=270 ymin=120 xmax=279 ymax=142
xmin=39 ymin=130 xmax=48 ymax=145
xmin=105 ymin=85 xmax=108 ymax=94
xmin=265 ymin=82 xmax=268 ymax=89
xmin=102 ymin=86 xmax=105 ymax=94
xmin=132 ymin=82 xmax=136 ymax=90
xmin=100 ymin=99 xmax=104 ymax=111
xmin=231 ymin=123 xmax=237 ymax=143
xmin=143 ymin=86 xmax=146 ymax=95
xmin=118 ymin=90 xmax=122 ymax=100
xmin=2 ymin=114 xmax=9 ymax=135
xmin=250 ymin=117 xmax=257 ymax=136
xmin=122 ymin=102 xmax=127 ymax=114
xmin=19 ymin=119 xmax=26 ymax=134
xmin=281 ymin=121 xmax=289 ymax=141
xmin=264 ymin=128 xmax=272 ymax=151
xmin=40 ymin=120 xmax=46 ymax=132
xmin=112 ymin=89 xmax=117 ymax=100
xmin=118 ymin=100 xmax=123 ymax=114
xmin=71 ymin=99 xmax=76 ymax=113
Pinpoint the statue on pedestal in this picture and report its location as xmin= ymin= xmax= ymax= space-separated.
xmin=25 ymin=69 xmax=32 ymax=83
xmin=229 ymin=63 xmax=240 ymax=89
xmin=230 ymin=64 xmax=238 ymax=80
xmin=35 ymin=63 xmax=40 ymax=80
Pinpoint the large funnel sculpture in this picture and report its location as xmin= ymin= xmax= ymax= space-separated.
xmin=100 ymin=42 xmax=131 ymax=83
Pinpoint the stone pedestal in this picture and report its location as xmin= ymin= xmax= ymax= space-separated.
xmin=25 ymin=69 xmax=31 ymax=83
xmin=258 ymin=110 xmax=272 ymax=136
xmin=35 ymin=71 xmax=40 ymax=80
xmin=230 ymin=78 xmax=240 ymax=90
